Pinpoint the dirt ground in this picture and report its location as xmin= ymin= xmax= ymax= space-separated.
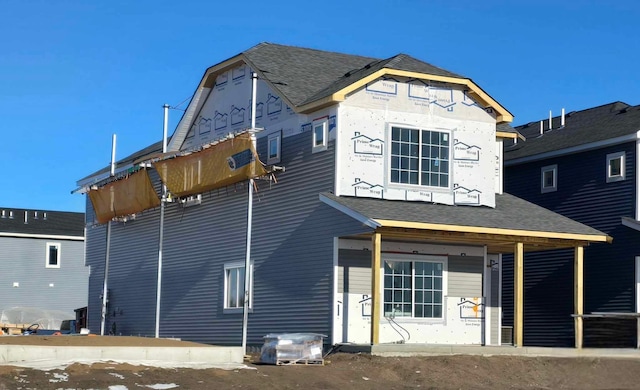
xmin=2 ymin=336 xmax=640 ymax=389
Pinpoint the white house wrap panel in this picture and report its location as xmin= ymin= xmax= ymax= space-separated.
xmin=338 ymin=79 xmax=497 ymax=207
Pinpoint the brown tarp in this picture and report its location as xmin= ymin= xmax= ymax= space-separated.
xmin=88 ymin=169 xmax=160 ymax=224
xmin=153 ymin=134 xmax=267 ymax=198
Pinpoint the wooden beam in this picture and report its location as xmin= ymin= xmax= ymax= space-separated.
xmin=376 ymin=227 xmax=591 ymax=250
xmin=574 ymin=245 xmax=584 ymax=349
xmin=514 ymin=242 xmax=524 ymax=347
xmin=371 ymin=232 xmax=382 ymax=345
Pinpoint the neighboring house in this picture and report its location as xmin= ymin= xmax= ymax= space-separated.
xmin=503 ymin=102 xmax=640 ymax=347
xmin=0 ymin=207 xmax=87 ymax=328
xmin=75 ymin=43 xmax=609 ymax=349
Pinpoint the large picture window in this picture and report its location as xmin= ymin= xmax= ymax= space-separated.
xmin=383 ymin=257 xmax=445 ymax=319
xmin=390 ymin=126 xmax=450 ymax=188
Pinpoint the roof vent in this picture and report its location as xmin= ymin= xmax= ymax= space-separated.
xmin=34 ymin=211 xmax=39 ymax=220
xmin=24 ymin=211 xmax=28 ymax=224
xmin=9 ymin=211 xmax=14 ymax=219
xmin=560 ymin=108 xmax=565 ymax=128
xmin=43 ymin=212 xmax=47 ymax=220
xmin=1 ymin=210 xmax=5 ymax=218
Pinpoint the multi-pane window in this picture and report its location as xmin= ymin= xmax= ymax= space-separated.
xmin=390 ymin=127 xmax=450 ymax=188
xmin=607 ymin=152 xmax=625 ymax=182
xmin=224 ymin=262 xmax=252 ymax=310
xmin=46 ymin=242 xmax=61 ymax=268
xmin=541 ymin=164 xmax=557 ymax=193
xmin=383 ymin=259 xmax=444 ymax=318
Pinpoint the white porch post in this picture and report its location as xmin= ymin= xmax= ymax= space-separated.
xmin=370 ymin=232 xmax=381 ymax=345
xmin=574 ymin=245 xmax=584 ymax=349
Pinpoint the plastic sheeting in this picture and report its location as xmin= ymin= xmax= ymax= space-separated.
xmin=88 ymin=169 xmax=160 ymax=224
xmin=0 ymin=307 xmax=73 ymax=330
xmin=153 ymin=134 xmax=267 ymax=198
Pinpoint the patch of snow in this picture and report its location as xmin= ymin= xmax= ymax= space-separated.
xmin=48 ymin=372 xmax=69 ymax=383
xmin=145 ymin=384 xmax=179 ymax=389
xmin=108 ymin=385 xmax=129 ymax=390
xmin=109 ymin=372 xmax=126 ymax=379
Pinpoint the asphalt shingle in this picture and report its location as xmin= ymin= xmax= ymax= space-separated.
xmin=505 ymin=102 xmax=640 ymax=160
xmin=0 ymin=208 xmax=84 ymax=237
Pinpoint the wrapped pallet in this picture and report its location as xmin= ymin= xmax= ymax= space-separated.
xmin=260 ymin=333 xmax=326 ymax=365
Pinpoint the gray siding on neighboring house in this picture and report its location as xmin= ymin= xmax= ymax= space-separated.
xmin=0 ymin=236 xmax=88 ymax=318
xmin=84 ymin=132 xmax=371 ymax=345
xmin=448 ymin=255 xmax=483 ymax=297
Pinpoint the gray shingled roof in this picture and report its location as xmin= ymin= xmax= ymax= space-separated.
xmin=497 ymin=122 xmax=518 ymax=134
xmin=505 ymin=102 xmax=640 ymax=160
xmin=321 ymin=192 xmax=606 ymax=238
xmin=243 ymin=43 xmax=465 ymax=107
xmin=0 ymin=208 xmax=84 ymax=237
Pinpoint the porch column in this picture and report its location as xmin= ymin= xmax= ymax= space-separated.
xmin=371 ymin=232 xmax=382 ymax=345
xmin=574 ymin=245 xmax=584 ymax=349
xmin=514 ymin=242 xmax=524 ymax=347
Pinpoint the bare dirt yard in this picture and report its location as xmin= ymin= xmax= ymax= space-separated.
xmin=2 ymin=336 xmax=640 ymax=389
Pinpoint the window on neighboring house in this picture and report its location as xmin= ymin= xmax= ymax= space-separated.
xmin=224 ymin=262 xmax=253 ymax=311
xmin=607 ymin=152 xmax=625 ymax=182
xmin=46 ymin=243 xmax=61 ymax=268
xmin=267 ymin=131 xmax=281 ymax=164
xmin=389 ymin=126 xmax=450 ymax=188
xmin=383 ymin=256 xmax=445 ymax=319
xmin=541 ymin=164 xmax=557 ymax=193
xmin=312 ymin=118 xmax=328 ymax=153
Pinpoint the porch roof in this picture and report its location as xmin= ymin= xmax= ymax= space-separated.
xmin=320 ymin=192 xmax=611 ymax=253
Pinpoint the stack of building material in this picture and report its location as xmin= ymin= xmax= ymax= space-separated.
xmin=260 ymin=333 xmax=325 ymax=365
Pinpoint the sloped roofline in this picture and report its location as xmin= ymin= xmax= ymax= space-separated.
xmin=295 ymin=68 xmax=513 ymax=123
xmin=168 ymin=49 xmax=513 ymax=151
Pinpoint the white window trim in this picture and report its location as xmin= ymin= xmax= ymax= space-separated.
xmin=606 ymin=151 xmax=625 ymax=183
xmin=385 ymin=124 xmax=453 ymax=191
xmin=46 ymin=242 xmax=61 ymax=268
xmin=267 ymin=131 xmax=282 ymax=164
xmin=223 ymin=261 xmax=253 ymax=313
xmin=541 ymin=164 xmax=557 ymax=193
xmin=381 ymin=253 xmax=448 ymax=323
xmin=312 ymin=118 xmax=328 ymax=153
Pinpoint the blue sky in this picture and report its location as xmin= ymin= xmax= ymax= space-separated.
xmin=1 ymin=0 xmax=638 ymax=212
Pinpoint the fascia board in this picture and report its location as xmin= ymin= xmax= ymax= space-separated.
xmin=374 ymin=219 xmax=612 ymax=244
xmin=0 ymin=232 xmax=84 ymax=241
xmin=298 ymin=68 xmax=513 ymax=123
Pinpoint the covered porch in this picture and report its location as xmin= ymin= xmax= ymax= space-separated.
xmin=321 ymin=192 xmax=611 ymax=348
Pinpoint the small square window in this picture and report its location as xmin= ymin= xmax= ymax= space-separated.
xmin=224 ymin=262 xmax=253 ymax=311
xmin=541 ymin=165 xmax=557 ymax=193
xmin=46 ymin=243 xmax=61 ymax=268
xmin=312 ymin=119 xmax=328 ymax=153
xmin=606 ymin=152 xmax=625 ymax=182
xmin=267 ymin=131 xmax=281 ymax=164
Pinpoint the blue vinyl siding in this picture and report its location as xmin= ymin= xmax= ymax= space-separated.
xmin=503 ymin=141 xmax=640 ymax=347
xmin=84 ymin=132 xmax=370 ymax=346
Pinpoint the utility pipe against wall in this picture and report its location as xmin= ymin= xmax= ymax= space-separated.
xmin=242 ymin=72 xmax=258 ymax=353
xmin=101 ymin=134 xmax=117 ymax=336
xmin=155 ymin=104 xmax=170 ymax=338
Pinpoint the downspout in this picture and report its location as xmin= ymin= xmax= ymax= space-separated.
xmin=242 ymin=72 xmax=258 ymax=353
xmin=155 ymin=104 xmax=170 ymax=338
xmin=101 ymin=134 xmax=117 ymax=336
